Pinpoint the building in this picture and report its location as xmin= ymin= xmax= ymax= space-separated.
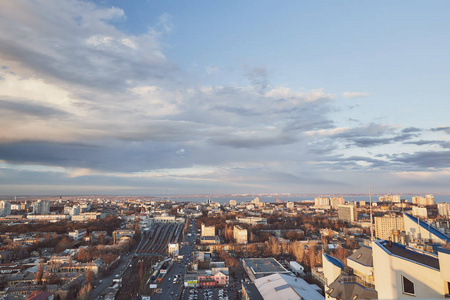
xmin=337 ymin=204 xmax=357 ymax=222
xmin=168 ymin=243 xmax=179 ymax=257
xmin=286 ymin=201 xmax=294 ymax=209
xmin=426 ymin=194 xmax=435 ymax=205
xmin=31 ymin=200 xmax=50 ymax=215
xmin=68 ymin=230 xmax=86 ymax=240
xmin=315 ymin=197 xmax=330 ymax=208
xmin=0 ymin=201 xmax=11 ymax=216
xmin=254 ymin=273 xmax=323 ymax=300
xmin=373 ymin=240 xmax=448 ymax=299
xmin=438 ymin=203 xmax=450 ymax=218
xmin=403 ymin=213 xmax=450 ymax=244
xmin=374 ymin=215 xmax=404 ymax=240
xmin=323 ymin=240 xmax=450 ymax=299
xmin=229 ymin=200 xmax=237 ymax=206
xmin=71 ymin=212 xmax=103 ymax=221
xmin=330 ymin=197 xmax=345 ymax=210
xmin=346 ymin=245 xmax=375 ymax=285
xmin=411 ymin=206 xmax=427 ymax=218
xmin=235 ymin=217 xmax=267 ymax=225
xmin=233 ymin=225 xmax=248 ymax=244
xmin=199 ymin=236 xmax=220 ymax=245
xmin=379 ymin=195 xmax=401 ymax=203
xmin=412 ymin=196 xmax=425 ymax=205
xmin=242 ymin=258 xmax=289 ymax=282
xmin=27 ymin=215 xmax=70 ymax=221
xmin=201 ymin=224 xmax=215 ymax=237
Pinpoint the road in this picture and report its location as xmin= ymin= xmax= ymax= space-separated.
xmin=152 ymin=222 xmax=197 ymax=300
xmin=88 ymin=253 xmax=132 ymax=300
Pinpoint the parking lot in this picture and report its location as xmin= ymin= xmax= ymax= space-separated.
xmin=184 ymin=286 xmax=241 ymax=300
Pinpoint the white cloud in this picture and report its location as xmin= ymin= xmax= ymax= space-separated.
xmin=343 ymin=91 xmax=370 ymax=98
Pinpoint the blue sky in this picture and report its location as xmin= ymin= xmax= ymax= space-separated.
xmin=0 ymin=0 xmax=449 ymax=195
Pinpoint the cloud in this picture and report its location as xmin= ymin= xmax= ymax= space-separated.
xmin=343 ymin=91 xmax=370 ymax=98
xmin=392 ymin=150 xmax=450 ymax=169
xmin=431 ymin=126 xmax=450 ymax=134
xmin=0 ymin=0 xmax=175 ymax=91
xmin=402 ymin=127 xmax=422 ymax=133
xmin=245 ymin=66 xmax=269 ymax=94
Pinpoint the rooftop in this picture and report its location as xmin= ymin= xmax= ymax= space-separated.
xmin=347 ymin=246 xmax=373 ymax=267
xmin=243 ymin=258 xmax=288 ymax=275
xmin=376 ymin=240 xmax=440 ymax=270
xmin=254 ymin=273 xmax=324 ymax=300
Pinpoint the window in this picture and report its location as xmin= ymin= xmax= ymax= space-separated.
xmin=356 ymin=253 xmax=362 ymax=259
xmin=402 ymin=275 xmax=415 ymax=295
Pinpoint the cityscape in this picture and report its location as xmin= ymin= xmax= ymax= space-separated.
xmin=0 ymin=194 xmax=450 ymax=300
xmin=1 ymin=1 xmax=450 ymax=300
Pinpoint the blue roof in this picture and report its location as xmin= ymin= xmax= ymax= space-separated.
xmin=323 ymin=253 xmax=345 ymax=269
xmin=404 ymin=213 xmax=450 ymax=243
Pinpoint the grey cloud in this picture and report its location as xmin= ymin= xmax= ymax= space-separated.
xmin=350 ymin=133 xmax=414 ymax=148
xmin=0 ymin=98 xmax=71 ymax=118
xmin=431 ymin=126 xmax=450 ymax=134
xmin=0 ymin=141 xmax=194 ymax=172
xmin=402 ymin=127 xmax=422 ymax=133
xmin=392 ymin=150 xmax=450 ymax=169
xmin=0 ymin=0 xmax=175 ymax=92
xmin=245 ymin=67 xmax=269 ymax=94
xmin=209 ymin=132 xmax=297 ymax=149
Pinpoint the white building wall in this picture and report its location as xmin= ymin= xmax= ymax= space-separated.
xmin=373 ymin=241 xmax=444 ymax=299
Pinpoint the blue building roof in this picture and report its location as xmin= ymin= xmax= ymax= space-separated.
xmin=404 ymin=213 xmax=450 ymax=243
xmin=323 ymin=253 xmax=345 ymax=269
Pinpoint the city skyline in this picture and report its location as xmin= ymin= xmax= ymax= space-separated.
xmin=1 ymin=1 xmax=450 ymax=196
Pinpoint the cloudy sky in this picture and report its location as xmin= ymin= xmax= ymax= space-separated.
xmin=1 ymin=0 xmax=450 ymax=196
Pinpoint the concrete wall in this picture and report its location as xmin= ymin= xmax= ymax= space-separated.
xmin=373 ymin=241 xmax=444 ymax=299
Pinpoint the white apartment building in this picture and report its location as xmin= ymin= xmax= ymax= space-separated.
xmin=438 ymin=202 xmax=450 ymax=218
xmin=379 ymin=195 xmax=401 ymax=203
xmin=233 ymin=225 xmax=248 ymax=244
xmin=337 ymin=204 xmax=357 ymax=222
xmin=201 ymin=224 xmax=215 ymax=237
xmin=315 ymin=197 xmax=330 ymax=209
xmin=32 ymin=200 xmax=50 ymax=215
xmin=68 ymin=229 xmax=87 ymax=240
xmin=375 ymin=215 xmax=405 ymax=240
xmin=330 ymin=197 xmax=345 ymax=210
xmin=323 ymin=240 xmax=450 ymax=299
xmin=0 ymin=201 xmax=11 ymax=216
xmin=411 ymin=206 xmax=428 ymax=218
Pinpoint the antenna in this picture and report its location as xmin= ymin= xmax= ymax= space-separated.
xmin=369 ymin=183 xmax=374 ymax=241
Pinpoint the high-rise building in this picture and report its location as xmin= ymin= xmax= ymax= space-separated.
xmin=412 ymin=206 xmax=428 ymax=218
xmin=201 ymin=224 xmax=215 ymax=237
xmin=374 ymin=215 xmax=404 ymax=240
xmin=412 ymin=196 xmax=425 ymax=205
xmin=412 ymin=195 xmax=435 ymax=206
xmin=425 ymin=194 xmax=435 ymax=205
xmin=0 ymin=201 xmax=11 ymax=216
xmin=32 ymin=200 xmax=50 ymax=215
xmin=233 ymin=225 xmax=248 ymax=244
xmin=314 ymin=197 xmax=330 ymax=208
xmin=379 ymin=195 xmax=401 ymax=203
xmin=330 ymin=197 xmax=345 ymax=209
xmin=438 ymin=203 xmax=450 ymax=218
xmin=338 ymin=204 xmax=357 ymax=222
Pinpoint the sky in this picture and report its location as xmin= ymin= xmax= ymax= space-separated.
xmin=0 ymin=0 xmax=450 ymax=196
